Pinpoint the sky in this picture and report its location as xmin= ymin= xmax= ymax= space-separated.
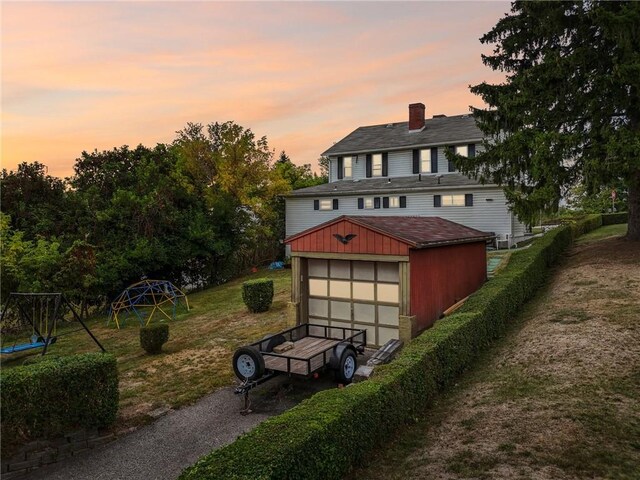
xmin=1 ymin=1 xmax=510 ymax=178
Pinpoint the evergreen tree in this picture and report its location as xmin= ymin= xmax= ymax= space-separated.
xmin=458 ymin=1 xmax=640 ymax=239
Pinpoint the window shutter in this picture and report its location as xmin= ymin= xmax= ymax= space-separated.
xmin=382 ymin=152 xmax=389 ymax=177
xmin=366 ymin=154 xmax=372 ymax=178
xmin=337 ymin=157 xmax=343 ymax=179
xmin=358 ymin=198 xmax=364 ymax=210
xmin=465 ymin=194 xmax=473 ymax=207
xmin=412 ymin=150 xmax=419 ymax=174
xmin=431 ymin=147 xmax=438 ymax=173
xmin=382 ymin=197 xmax=389 ymax=208
xmin=374 ymin=197 xmax=381 ymax=209
xmin=399 ymin=196 xmax=407 ymax=208
xmin=434 ymin=195 xmax=441 ymax=208
xmin=468 ymin=144 xmax=476 ymax=158
xmin=313 ymin=200 xmax=320 ymax=210
xmin=447 ymin=146 xmax=454 ymax=172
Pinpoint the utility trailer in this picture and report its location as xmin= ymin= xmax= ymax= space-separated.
xmin=232 ymin=323 xmax=367 ymax=405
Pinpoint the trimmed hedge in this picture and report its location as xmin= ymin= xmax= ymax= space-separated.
xmin=0 ymin=353 xmax=118 ymax=456
xmin=179 ymin=215 xmax=603 ymax=480
xmin=140 ymin=323 xmax=169 ymax=354
xmin=601 ymin=212 xmax=628 ymax=225
xmin=242 ymin=278 xmax=274 ymax=313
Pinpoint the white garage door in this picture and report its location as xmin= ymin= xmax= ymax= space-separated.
xmin=307 ymin=259 xmax=399 ymax=346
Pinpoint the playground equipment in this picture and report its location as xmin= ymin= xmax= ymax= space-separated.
xmin=108 ymin=279 xmax=189 ymax=329
xmin=0 ymin=293 xmax=106 ymax=356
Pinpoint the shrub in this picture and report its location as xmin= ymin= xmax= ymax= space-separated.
xmin=0 ymin=353 xmax=118 ymax=456
xmin=140 ymin=323 xmax=169 ymax=354
xmin=179 ymin=216 xmax=604 ymax=480
xmin=242 ymin=278 xmax=274 ymax=313
xmin=601 ymin=212 xmax=628 ymax=225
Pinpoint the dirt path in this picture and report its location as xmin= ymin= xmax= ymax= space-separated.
xmin=354 ymin=232 xmax=640 ymax=479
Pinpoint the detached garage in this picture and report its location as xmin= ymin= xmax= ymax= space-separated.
xmin=285 ymin=216 xmax=492 ymax=346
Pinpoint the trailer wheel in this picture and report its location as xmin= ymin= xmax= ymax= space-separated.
xmin=233 ymin=346 xmax=265 ymax=381
xmin=335 ymin=349 xmax=357 ymax=384
xmin=261 ymin=333 xmax=286 ymax=353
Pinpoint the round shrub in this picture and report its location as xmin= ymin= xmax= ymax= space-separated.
xmin=242 ymin=278 xmax=274 ymax=313
xmin=140 ymin=323 xmax=169 ymax=354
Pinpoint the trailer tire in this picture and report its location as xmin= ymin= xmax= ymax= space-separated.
xmin=335 ymin=349 xmax=357 ymax=384
xmin=233 ymin=346 xmax=265 ymax=381
xmin=261 ymin=333 xmax=286 ymax=353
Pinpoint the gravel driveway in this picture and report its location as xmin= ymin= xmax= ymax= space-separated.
xmin=24 ymin=374 xmax=341 ymax=480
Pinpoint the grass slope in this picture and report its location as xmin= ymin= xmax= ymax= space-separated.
xmin=1 ymin=269 xmax=291 ymax=430
xmin=353 ymin=225 xmax=639 ymax=480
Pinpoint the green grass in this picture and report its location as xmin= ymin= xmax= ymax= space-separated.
xmin=1 ymin=269 xmax=292 ymax=429
xmin=575 ymin=223 xmax=627 ymax=244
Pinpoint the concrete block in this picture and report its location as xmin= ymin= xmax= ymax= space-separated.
xmin=67 ymin=430 xmax=87 ymax=442
xmin=56 ymin=443 xmax=74 ymax=455
xmin=353 ymin=365 xmax=375 ymax=383
xmin=2 ymin=470 xmax=28 ymax=479
xmin=72 ymin=448 xmax=90 ymax=456
xmin=9 ymin=458 xmax=40 ymax=471
xmin=88 ymin=434 xmax=115 ymax=448
xmin=71 ymin=440 xmax=88 ymax=451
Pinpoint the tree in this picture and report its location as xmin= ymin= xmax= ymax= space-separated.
xmin=457 ymin=1 xmax=640 ymax=239
xmin=318 ymin=156 xmax=330 ymax=182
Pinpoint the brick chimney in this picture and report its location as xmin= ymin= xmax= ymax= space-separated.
xmin=408 ymin=102 xmax=426 ymax=130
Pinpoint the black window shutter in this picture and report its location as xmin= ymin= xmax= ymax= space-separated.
xmin=333 ymin=199 xmax=339 ymax=210
xmin=399 ymin=196 xmax=407 ymax=208
xmin=382 ymin=197 xmax=389 ymax=208
xmin=374 ymin=197 xmax=381 ymax=209
xmin=431 ymin=147 xmax=438 ymax=173
xmin=357 ymin=198 xmax=364 ymax=210
xmin=447 ymin=146 xmax=454 ymax=172
xmin=434 ymin=195 xmax=441 ymax=208
xmin=468 ymin=144 xmax=476 ymax=158
xmin=412 ymin=150 xmax=419 ymax=174
xmin=465 ymin=194 xmax=473 ymax=207
xmin=337 ymin=157 xmax=343 ymax=179
xmin=366 ymin=154 xmax=372 ymax=178
xmin=313 ymin=200 xmax=319 ymax=210
xmin=382 ymin=152 xmax=388 ymax=177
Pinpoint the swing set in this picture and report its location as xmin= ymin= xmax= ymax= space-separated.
xmin=0 ymin=293 xmax=105 ymax=356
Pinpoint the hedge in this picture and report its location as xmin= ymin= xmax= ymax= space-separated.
xmin=0 ymin=353 xmax=119 ymax=456
xmin=601 ymin=211 xmax=628 ymax=226
xmin=242 ymin=278 xmax=274 ymax=313
xmin=140 ymin=323 xmax=170 ymax=354
xmin=179 ymin=215 xmax=603 ymax=480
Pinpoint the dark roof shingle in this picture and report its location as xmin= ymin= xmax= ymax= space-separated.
xmin=322 ymin=114 xmax=482 ymax=156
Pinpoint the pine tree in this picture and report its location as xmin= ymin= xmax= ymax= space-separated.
xmin=459 ymin=1 xmax=640 ymax=239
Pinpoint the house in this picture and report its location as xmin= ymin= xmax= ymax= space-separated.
xmin=285 ymin=215 xmax=491 ymax=346
xmin=284 ymin=102 xmax=527 ymax=248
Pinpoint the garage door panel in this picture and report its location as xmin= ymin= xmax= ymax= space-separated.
xmin=378 ymin=326 xmax=398 ymax=345
xmin=329 ymin=280 xmax=351 ymax=298
xmin=378 ymin=305 xmax=399 ymax=326
xmin=354 ymin=323 xmax=377 ymax=346
xmin=309 ymin=298 xmax=328 ymax=318
xmin=330 ymin=260 xmax=350 ymax=279
xmin=353 ymin=261 xmax=375 ymax=280
xmin=377 ymin=283 xmax=399 ymax=303
xmin=309 ymin=259 xmax=328 ymax=277
xmin=330 ymin=301 xmax=351 ymax=321
xmin=378 ymin=263 xmax=399 ymax=282
xmin=353 ymin=303 xmax=375 ymax=323
xmin=309 ymin=279 xmax=328 ymax=297
xmin=352 ymin=281 xmax=375 ymax=301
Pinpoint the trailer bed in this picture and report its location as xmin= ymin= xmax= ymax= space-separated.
xmin=263 ymin=337 xmax=341 ymax=375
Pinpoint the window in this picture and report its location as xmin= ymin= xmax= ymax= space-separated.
xmin=372 ymin=154 xmax=383 ymax=177
xmin=343 ymin=156 xmax=352 ymax=178
xmin=433 ymin=194 xmax=473 ymax=207
xmin=364 ymin=197 xmax=374 ymax=209
xmin=455 ymin=145 xmax=468 ymax=157
xmin=420 ymin=148 xmax=438 ymax=173
xmin=442 ymin=194 xmax=466 ymax=206
xmin=389 ymin=196 xmax=400 ymax=208
xmin=319 ymin=199 xmax=333 ymax=210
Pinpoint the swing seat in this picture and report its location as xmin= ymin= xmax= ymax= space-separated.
xmin=0 ymin=337 xmax=56 ymax=354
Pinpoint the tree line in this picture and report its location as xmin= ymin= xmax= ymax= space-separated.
xmin=1 ymin=121 xmax=327 ymax=314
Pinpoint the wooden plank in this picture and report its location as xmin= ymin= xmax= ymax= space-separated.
xmin=263 ymin=337 xmax=340 ymax=375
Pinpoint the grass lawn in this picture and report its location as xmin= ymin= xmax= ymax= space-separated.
xmin=353 ymin=224 xmax=639 ymax=479
xmin=0 ymin=269 xmax=291 ymax=431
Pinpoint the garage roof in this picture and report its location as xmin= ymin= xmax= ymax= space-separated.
xmin=286 ymin=215 xmax=494 ymax=249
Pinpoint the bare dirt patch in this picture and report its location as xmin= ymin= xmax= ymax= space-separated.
xmin=354 ymin=233 xmax=640 ymax=480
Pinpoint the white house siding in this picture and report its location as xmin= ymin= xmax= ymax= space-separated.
xmin=328 ymin=144 xmax=484 ymax=181
xmin=285 ymin=187 xmax=519 ymax=240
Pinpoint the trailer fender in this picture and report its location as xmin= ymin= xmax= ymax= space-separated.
xmin=329 ymin=342 xmax=357 ymax=371
xmin=260 ymin=333 xmax=286 ymax=353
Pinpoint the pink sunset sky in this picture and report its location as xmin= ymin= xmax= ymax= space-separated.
xmin=2 ymin=1 xmax=510 ymax=178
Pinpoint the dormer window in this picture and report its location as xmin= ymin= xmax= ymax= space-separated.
xmin=372 ymin=154 xmax=383 ymax=177
xmin=455 ymin=145 xmax=468 ymax=157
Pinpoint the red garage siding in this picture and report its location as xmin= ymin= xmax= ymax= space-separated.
xmin=288 ymin=219 xmax=410 ymax=255
xmin=410 ymin=242 xmax=487 ymax=332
